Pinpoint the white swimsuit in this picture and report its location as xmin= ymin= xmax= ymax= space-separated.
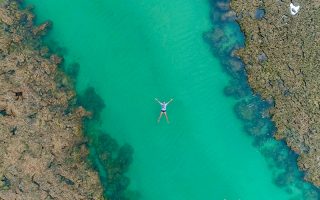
xmin=160 ymin=103 xmax=167 ymax=111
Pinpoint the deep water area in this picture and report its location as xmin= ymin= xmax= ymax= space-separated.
xmin=25 ymin=0 xmax=319 ymax=199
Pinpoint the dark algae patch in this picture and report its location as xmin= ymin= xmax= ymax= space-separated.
xmin=205 ymin=0 xmax=320 ymax=198
xmin=78 ymin=87 xmax=134 ymax=199
xmin=88 ymin=132 xmax=133 ymax=200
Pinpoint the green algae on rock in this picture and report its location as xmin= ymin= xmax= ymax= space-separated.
xmin=0 ymin=1 xmax=104 ymax=199
xmin=230 ymin=0 xmax=320 ymax=187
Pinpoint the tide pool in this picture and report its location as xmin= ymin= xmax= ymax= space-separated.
xmin=25 ymin=0 xmax=311 ymax=199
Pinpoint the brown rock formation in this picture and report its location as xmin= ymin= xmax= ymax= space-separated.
xmin=0 ymin=1 xmax=104 ymax=199
xmin=230 ymin=0 xmax=320 ymax=187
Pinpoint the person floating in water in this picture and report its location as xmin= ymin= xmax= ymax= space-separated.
xmin=155 ymin=98 xmax=173 ymax=123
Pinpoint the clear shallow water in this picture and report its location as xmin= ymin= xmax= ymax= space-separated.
xmin=25 ymin=0 xmax=313 ymax=199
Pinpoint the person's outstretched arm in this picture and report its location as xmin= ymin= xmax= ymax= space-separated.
xmin=167 ymin=98 xmax=174 ymax=105
xmin=155 ymin=98 xmax=161 ymax=104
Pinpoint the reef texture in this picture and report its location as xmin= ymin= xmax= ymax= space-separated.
xmin=0 ymin=1 xmax=104 ymax=199
xmin=230 ymin=0 xmax=320 ymax=187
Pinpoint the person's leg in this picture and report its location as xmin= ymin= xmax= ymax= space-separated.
xmin=164 ymin=112 xmax=169 ymax=123
xmin=158 ymin=112 xmax=163 ymax=123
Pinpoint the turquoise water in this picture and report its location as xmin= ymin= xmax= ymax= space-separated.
xmin=25 ymin=0 xmax=316 ymax=199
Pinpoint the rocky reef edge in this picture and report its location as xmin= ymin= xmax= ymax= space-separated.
xmin=230 ymin=0 xmax=320 ymax=187
xmin=0 ymin=1 xmax=104 ymax=199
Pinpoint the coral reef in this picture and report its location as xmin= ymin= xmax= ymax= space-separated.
xmin=205 ymin=0 xmax=320 ymax=198
xmin=0 ymin=1 xmax=104 ymax=199
xmin=230 ymin=0 xmax=320 ymax=187
xmin=88 ymin=132 xmax=133 ymax=200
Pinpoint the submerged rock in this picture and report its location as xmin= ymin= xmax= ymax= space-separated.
xmin=216 ymin=2 xmax=230 ymax=11
xmin=0 ymin=1 xmax=104 ymax=199
xmin=221 ymin=10 xmax=237 ymax=21
xmin=88 ymin=131 xmax=133 ymax=200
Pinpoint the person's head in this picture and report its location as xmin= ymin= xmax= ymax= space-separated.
xmin=163 ymin=101 xmax=166 ymax=104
